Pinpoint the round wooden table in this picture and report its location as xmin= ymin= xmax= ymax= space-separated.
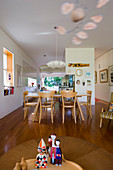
xmin=0 ymin=137 xmax=113 ymax=170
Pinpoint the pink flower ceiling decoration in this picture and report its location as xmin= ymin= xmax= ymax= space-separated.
xmin=71 ymin=8 xmax=85 ymax=22
xmin=58 ymin=1 xmax=110 ymax=45
xmin=72 ymin=37 xmax=82 ymax=45
xmin=83 ymin=22 xmax=97 ymax=30
xmin=90 ymin=15 xmax=103 ymax=23
xmin=61 ymin=3 xmax=74 ymax=15
xmin=76 ymin=31 xmax=88 ymax=39
xmin=56 ymin=26 xmax=66 ymax=35
xmin=97 ymin=0 xmax=110 ymax=8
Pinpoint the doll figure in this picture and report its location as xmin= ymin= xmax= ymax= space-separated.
xmin=55 ymin=139 xmax=62 ymax=166
xmin=50 ymin=133 xmax=56 ymax=164
xmin=35 ymin=138 xmax=47 ymax=168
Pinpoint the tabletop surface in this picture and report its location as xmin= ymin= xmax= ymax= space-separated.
xmin=25 ymin=92 xmax=90 ymax=98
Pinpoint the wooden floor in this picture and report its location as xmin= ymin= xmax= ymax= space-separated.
xmin=0 ymin=101 xmax=113 ymax=157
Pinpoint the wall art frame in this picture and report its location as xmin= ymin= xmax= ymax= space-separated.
xmin=15 ymin=64 xmax=22 ymax=86
xmin=108 ymin=65 xmax=113 ymax=86
xmin=99 ymin=69 xmax=108 ymax=83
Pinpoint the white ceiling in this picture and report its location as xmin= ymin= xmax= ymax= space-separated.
xmin=0 ymin=0 xmax=113 ymax=69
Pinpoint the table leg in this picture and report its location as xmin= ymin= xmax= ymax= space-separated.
xmin=76 ymin=98 xmax=84 ymax=121
xmin=32 ymin=99 xmax=40 ymax=122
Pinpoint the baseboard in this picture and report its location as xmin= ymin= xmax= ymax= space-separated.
xmin=95 ymin=98 xmax=109 ymax=105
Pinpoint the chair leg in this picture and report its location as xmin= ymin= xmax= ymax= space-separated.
xmin=53 ymin=100 xmax=56 ymax=116
xmin=51 ymin=107 xmax=53 ymax=124
xmin=62 ymin=107 xmax=65 ymax=124
xmin=100 ymin=117 xmax=102 ymax=128
xmin=34 ymin=107 xmax=38 ymax=121
xmin=89 ymin=105 xmax=92 ymax=119
xmin=86 ymin=105 xmax=89 ymax=116
xmin=33 ymin=99 xmax=40 ymax=122
xmin=24 ymin=106 xmax=29 ymax=120
xmin=73 ymin=107 xmax=76 ymax=124
xmin=39 ymin=107 xmax=42 ymax=124
xmin=24 ymin=107 xmax=27 ymax=120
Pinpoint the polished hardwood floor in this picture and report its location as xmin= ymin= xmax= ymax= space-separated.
xmin=0 ymin=100 xmax=113 ymax=157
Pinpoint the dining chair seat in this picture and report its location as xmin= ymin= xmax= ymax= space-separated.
xmin=25 ymin=102 xmax=37 ymax=106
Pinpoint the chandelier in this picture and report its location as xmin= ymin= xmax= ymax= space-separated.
xmin=47 ymin=27 xmax=66 ymax=69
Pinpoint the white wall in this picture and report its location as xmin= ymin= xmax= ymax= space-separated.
xmin=95 ymin=49 xmax=113 ymax=102
xmin=66 ymin=48 xmax=95 ymax=105
xmin=0 ymin=28 xmax=37 ymax=119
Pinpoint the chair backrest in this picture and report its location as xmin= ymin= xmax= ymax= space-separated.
xmin=38 ymin=91 xmax=55 ymax=106
xmin=111 ymin=92 xmax=113 ymax=103
xmin=61 ymin=90 xmax=73 ymax=93
xmin=23 ymin=91 xmax=28 ymax=107
xmin=61 ymin=91 xmax=77 ymax=106
xmin=87 ymin=90 xmax=92 ymax=104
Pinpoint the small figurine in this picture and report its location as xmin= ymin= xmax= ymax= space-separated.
xmin=47 ymin=136 xmax=52 ymax=157
xmin=35 ymin=138 xmax=47 ymax=169
xmin=13 ymin=162 xmax=21 ymax=170
xmin=21 ymin=157 xmax=27 ymax=170
xmin=48 ymin=136 xmax=52 ymax=147
xmin=50 ymin=133 xmax=56 ymax=164
xmin=55 ymin=139 xmax=62 ymax=166
xmin=51 ymin=133 xmax=56 ymax=147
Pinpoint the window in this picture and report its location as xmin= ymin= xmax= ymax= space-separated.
xmin=28 ymin=77 xmax=37 ymax=87
xmin=3 ymin=48 xmax=14 ymax=96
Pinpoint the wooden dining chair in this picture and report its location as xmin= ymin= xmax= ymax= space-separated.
xmin=46 ymin=90 xmax=56 ymax=115
xmin=61 ymin=90 xmax=77 ymax=124
xmin=38 ymin=91 xmax=55 ymax=123
xmin=100 ymin=92 xmax=113 ymax=128
xmin=78 ymin=90 xmax=92 ymax=119
xmin=23 ymin=91 xmax=37 ymax=120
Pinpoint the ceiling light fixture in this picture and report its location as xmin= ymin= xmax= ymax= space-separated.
xmin=47 ymin=27 xmax=66 ymax=69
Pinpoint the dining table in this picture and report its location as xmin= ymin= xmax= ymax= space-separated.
xmin=25 ymin=92 xmax=91 ymax=122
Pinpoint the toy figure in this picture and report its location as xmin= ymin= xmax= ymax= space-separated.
xmin=21 ymin=157 xmax=27 ymax=170
xmin=48 ymin=136 xmax=52 ymax=147
xmin=13 ymin=162 xmax=21 ymax=170
xmin=35 ymin=138 xmax=47 ymax=168
xmin=50 ymin=133 xmax=56 ymax=164
xmin=47 ymin=136 xmax=52 ymax=157
xmin=51 ymin=133 xmax=56 ymax=147
xmin=55 ymin=139 xmax=62 ymax=166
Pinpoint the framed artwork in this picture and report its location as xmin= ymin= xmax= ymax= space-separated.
xmin=87 ymin=80 xmax=91 ymax=86
xmin=95 ymin=71 xmax=97 ymax=83
xmin=76 ymin=80 xmax=80 ymax=85
xmin=75 ymin=69 xmax=83 ymax=76
xmin=108 ymin=65 xmax=113 ymax=86
xmin=16 ymin=64 xmax=22 ymax=86
xmin=99 ymin=69 xmax=108 ymax=83
xmin=68 ymin=63 xmax=90 ymax=67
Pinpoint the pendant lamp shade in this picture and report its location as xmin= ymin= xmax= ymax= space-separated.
xmin=47 ymin=60 xmax=66 ymax=69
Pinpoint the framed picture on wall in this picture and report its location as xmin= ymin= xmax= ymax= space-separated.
xmin=99 ymin=69 xmax=108 ymax=83
xmin=95 ymin=71 xmax=97 ymax=84
xmin=108 ymin=65 xmax=113 ymax=86
xmin=16 ymin=64 xmax=22 ymax=86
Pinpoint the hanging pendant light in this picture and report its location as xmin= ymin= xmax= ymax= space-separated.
xmin=47 ymin=27 xmax=66 ymax=69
